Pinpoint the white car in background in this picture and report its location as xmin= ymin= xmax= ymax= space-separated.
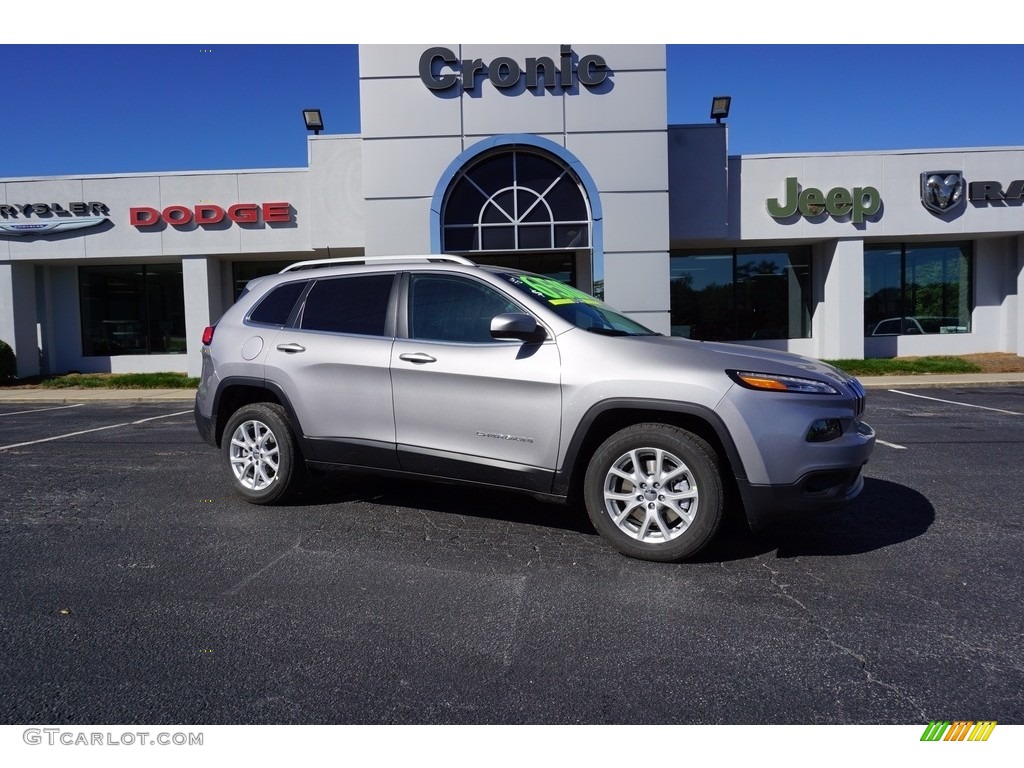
xmin=867 ymin=316 xmax=968 ymax=335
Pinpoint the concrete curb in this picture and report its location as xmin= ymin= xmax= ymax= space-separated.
xmin=857 ymin=373 xmax=1024 ymax=389
xmin=0 ymin=388 xmax=197 ymax=403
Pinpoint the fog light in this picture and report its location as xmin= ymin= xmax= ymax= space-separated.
xmin=807 ymin=418 xmax=842 ymax=442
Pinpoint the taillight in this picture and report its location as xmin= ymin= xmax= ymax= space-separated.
xmin=202 ymin=326 xmax=215 ymax=346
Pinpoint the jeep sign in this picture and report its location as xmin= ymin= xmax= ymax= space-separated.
xmin=767 ymin=177 xmax=881 ymax=224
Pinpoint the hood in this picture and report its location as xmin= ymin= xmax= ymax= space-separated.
xmin=604 ymin=335 xmax=857 ymax=385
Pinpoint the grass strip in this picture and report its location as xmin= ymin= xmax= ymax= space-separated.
xmin=824 ymin=356 xmax=982 ymax=376
xmin=38 ymin=372 xmax=200 ymax=389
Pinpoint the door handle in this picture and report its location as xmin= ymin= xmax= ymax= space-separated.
xmin=276 ymin=343 xmax=306 ymax=353
xmin=399 ymin=352 xmax=437 ymax=364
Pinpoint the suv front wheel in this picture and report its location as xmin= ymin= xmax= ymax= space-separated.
xmin=222 ymin=403 xmax=304 ymax=504
xmin=584 ymin=423 xmax=723 ymax=562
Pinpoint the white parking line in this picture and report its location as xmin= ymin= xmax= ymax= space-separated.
xmin=0 ymin=403 xmax=84 ymax=418
xmin=0 ymin=410 xmax=193 ymax=452
xmin=876 ymin=439 xmax=907 ymax=450
xmin=888 ymin=389 xmax=1023 ymax=416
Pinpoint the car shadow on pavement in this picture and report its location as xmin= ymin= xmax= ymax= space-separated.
xmin=284 ymin=470 xmax=599 ymax=535
xmin=281 ymin=473 xmax=933 ymax=562
xmin=694 ymin=478 xmax=936 ymax=562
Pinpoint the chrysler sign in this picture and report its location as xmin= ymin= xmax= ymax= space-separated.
xmin=0 ymin=201 xmax=110 ymax=236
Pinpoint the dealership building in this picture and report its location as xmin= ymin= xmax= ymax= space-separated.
xmin=2 ymin=44 xmax=1024 ymax=379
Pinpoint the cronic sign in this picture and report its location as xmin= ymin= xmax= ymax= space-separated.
xmin=419 ymin=45 xmax=608 ymax=92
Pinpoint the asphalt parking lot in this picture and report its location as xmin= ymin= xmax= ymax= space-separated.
xmin=0 ymin=388 xmax=1022 ymax=725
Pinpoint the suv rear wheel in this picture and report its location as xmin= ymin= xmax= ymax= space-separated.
xmin=584 ymin=423 xmax=723 ymax=562
xmin=222 ymin=403 xmax=304 ymax=504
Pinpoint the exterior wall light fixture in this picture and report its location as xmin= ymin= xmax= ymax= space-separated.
xmin=303 ymin=109 xmax=324 ymax=135
xmin=710 ymin=96 xmax=731 ymax=124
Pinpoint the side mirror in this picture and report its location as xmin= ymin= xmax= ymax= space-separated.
xmin=490 ymin=313 xmax=546 ymax=342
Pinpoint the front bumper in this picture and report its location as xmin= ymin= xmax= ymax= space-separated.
xmin=738 ymin=418 xmax=875 ymax=531
xmin=738 ymin=463 xmax=867 ymax=531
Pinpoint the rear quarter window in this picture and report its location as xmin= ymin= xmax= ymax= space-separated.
xmin=248 ymin=280 xmax=308 ymax=326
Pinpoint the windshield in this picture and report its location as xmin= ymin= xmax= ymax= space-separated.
xmin=497 ymin=272 xmax=659 ymax=336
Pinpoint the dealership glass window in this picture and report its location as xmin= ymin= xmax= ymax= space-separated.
xmin=471 ymin=251 xmax=577 ymax=286
xmin=442 ymin=149 xmax=590 ymax=254
xmin=670 ymin=248 xmax=812 ymax=341
xmin=79 ymin=264 xmax=186 ymax=356
xmin=864 ymin=243 xmax=972 ymax=335
xmin=232 ymin=260 xmax=294 ymax=301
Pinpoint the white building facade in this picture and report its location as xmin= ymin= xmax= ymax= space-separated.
xmin=2 ymin=43 xmax=1023 ymax=379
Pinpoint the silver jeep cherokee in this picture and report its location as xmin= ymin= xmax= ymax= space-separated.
xmin=195 ymin=255 xmax=875 ymax=562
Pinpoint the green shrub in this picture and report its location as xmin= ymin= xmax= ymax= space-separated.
xmin=0 ymin=339 xmax=15 ymax=381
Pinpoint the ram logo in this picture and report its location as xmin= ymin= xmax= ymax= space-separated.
xmin=921 ymin=171 xmax=965 ymax=215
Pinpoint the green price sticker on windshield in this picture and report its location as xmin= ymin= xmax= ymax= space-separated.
xmin=519 ymin=275 xmax=601 ymax=306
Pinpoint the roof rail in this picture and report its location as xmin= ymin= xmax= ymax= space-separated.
xmin=280 ymin=254 xmax=476 ymax=273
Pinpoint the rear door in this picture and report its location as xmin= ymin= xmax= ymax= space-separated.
xmin=265 ymin=273 xmax=399 ymax=467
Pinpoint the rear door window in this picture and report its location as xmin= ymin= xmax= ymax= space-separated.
xmin=300 ymin=274 xmax=395 ymax=336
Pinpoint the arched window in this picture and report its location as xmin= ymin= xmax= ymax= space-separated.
xmin=442 ymin=149 xmax=591 ymax=254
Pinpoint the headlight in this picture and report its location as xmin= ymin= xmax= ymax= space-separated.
xmin=727 ymin=370 xmax=839 ymax=395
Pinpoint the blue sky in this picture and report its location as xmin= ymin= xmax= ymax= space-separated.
xmin=2 ymin=37 xmax=1020 ymax=178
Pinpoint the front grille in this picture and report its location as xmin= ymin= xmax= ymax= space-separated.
xmin=848 ymin=377 xmax=866 ymax=417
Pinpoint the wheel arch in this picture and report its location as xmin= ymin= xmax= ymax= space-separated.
xmin=211 ymin=377 xmax=305 ymax=450
xmin=555 ymin=400 xmax=747 ymax=502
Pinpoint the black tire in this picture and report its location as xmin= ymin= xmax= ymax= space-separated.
xmin=583 ymin=423 xmax=723 ymax=562
xmin=221 ymin=403 xmax=304 ymax=504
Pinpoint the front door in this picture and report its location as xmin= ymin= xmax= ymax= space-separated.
xmin=390 ymin=272 xmax=562 ymax=493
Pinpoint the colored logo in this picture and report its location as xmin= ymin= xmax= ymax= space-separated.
xmin=921 ymin=171 xmax=965 ymax=215
xmin=920 ymin=720 xmax=997 ymax=742
xmin=766 ymin=177 xmax=881 ymax=224
xmin=130 ymin=202 xmax=291 ymax=228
